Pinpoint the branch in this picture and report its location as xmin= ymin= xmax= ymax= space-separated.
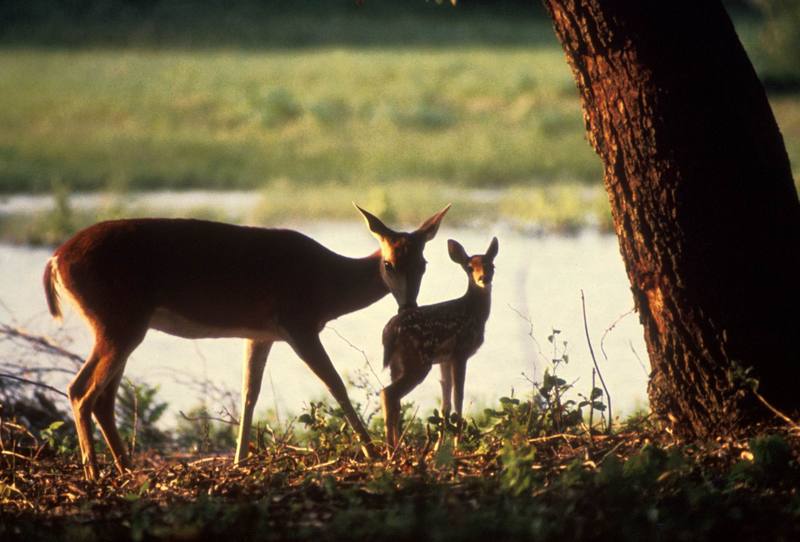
xmin=328 ymin=326 xmax=383 ymax=389
xmin=580 ymin=290 xmax=612 ymax=434
xmin=178 ymin=410 xmax=238 ymax=426
xmin=0 ymin=323 xmax=84 ymax=367
xmin=599 ymin=307 xmax=635 ymax=361
xmin=0 ymin=373 xmax=68 ymax=398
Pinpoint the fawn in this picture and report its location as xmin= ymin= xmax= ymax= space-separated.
xmin=380 ymin=237 xmax=498 ymax=449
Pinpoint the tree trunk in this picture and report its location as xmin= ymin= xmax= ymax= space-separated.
xmin=541 ymin=0 xmax=800 ymax=438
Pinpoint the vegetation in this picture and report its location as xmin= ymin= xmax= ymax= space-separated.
xmin=0 ymin=2 xmax=797 ymax=197
xmin=0 ymin=2 xmax=796 ymax=244
xmin=2 ymin=387 xmax=800 ymax=541
xmin=2 ymin=2 xmax=800 ymax=537
xmin=2 ymin=322 xmax=800 ymax=541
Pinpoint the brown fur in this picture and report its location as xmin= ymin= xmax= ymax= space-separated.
xmin=42 ymin=258 xmax=61 ymax=319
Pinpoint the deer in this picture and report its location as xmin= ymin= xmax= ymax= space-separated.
xmin=42 ymin=204 xmax=449 ymax=480
xmin=380 ymin=237 xmax=498 ymax=450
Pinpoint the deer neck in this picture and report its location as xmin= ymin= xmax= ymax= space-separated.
xmin=323 ymin=250 xmax=388 ymax=320
xmin=464 ymin=282 xmax=492 ymax=321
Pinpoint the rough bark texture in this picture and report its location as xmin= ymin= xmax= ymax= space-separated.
xmin=542 ymin=0 xmax=800 ymax=437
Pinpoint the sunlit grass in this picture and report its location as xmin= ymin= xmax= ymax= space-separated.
xmin=0 ymin=46 xmax=601 ymax=193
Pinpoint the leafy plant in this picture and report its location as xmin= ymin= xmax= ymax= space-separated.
xmin=174 ymin=405 xmax=236 ymax=453
xmin=116 ymin=379 xmax=170 ymax=452
xmin=298 ymin=401 xmax=359 ymax=455
xmin=499 ymin=442 xmax=539 ymax=496
xmin=730 ymin=434 xmax=796 ymax=486
xmin=39 ymin=420 xmax=76 ymax=456
xmin=426 ymin=409 xmax=481 ymax=451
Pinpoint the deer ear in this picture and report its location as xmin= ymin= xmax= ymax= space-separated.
xmin=416 ymin=204 xmax=451 ymax=242
xmin=486 ymin=237 xmax=499 ymax=261
xmin=448 ymin=239 xmax=469 ymax=265
xmin=354 ymin=203 xmax=395 ymax=240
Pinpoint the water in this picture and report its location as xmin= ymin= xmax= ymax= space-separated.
xmin=0 ymin=220 xmax=650 ymax=426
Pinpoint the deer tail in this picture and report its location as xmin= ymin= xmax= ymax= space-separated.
xmin=43 ymin=257 xmax=62 ymax=320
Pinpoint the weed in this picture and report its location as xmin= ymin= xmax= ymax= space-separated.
xmin=39 ymin=420 xmax=75 ymax=456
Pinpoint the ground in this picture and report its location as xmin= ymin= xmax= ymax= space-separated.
xmin=3 ymin=416 xmax=800 ymax=541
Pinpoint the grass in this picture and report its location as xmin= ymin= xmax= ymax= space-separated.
xmin=0 ymin=43 xmax=601 ymax=194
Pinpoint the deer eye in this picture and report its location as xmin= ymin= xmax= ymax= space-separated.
xmin=384 ymin=261 xmax=394 ymax=272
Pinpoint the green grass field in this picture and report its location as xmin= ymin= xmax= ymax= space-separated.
xmin=0 ymin=42 xmax=601 ymax=193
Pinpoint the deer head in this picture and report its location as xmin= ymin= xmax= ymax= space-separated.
xmin=447 ymin=237 xmax=499 ymax=290
xmin=356 ymin=204 xmax=450 ymax=309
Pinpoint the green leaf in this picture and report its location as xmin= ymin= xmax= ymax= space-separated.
xmin=434 ymin=442 xmax=455 ymax=469
xmin=298 ymin=414 xmax=314 ymax=425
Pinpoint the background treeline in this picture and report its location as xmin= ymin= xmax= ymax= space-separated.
xmin=0 ymin=0 xmax=553 ymax=48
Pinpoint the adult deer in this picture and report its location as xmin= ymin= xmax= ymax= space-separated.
xmin=381 ymin=237 xmax=498 ymax=450
xmin=43 ymin=204 xmax=449 ymax=479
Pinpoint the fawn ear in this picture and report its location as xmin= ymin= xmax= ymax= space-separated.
xmin=448 ymin=239 xmax=469 ymax=265
xmin=354 ymin=203 xmax=396 ymax=241
xmin=416 ymin=204 xmax=451 ymax=242
xmin=486 ymin=237 xmax=499 ymax=261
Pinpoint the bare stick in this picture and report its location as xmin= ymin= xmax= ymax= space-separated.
xmin=580 ymin=290 xmax=612 ymax=434
xmin=389 ymin=405 xmax=420 ymax=462
xmin=126 ymin=379 xmax=138 ymax=457
xmin=328 ymin=326 xmax=383 ymax=389
xmin=179 ymin=410 xmax=238 ymax=426
xmin=752 ymin=389 xmax=800 ymax=432
xmin=628 ymin=340 xmax=650 ymax=377
xmin=0 ymin=373 xmax=68 ymax=398
xmin=0 ymin=324 xmax=83 ymax=368
xmin=588 ymin=368 xmax=596 ymax=437
xmin=508 ymin=304 xmax=549 ymax=377
xmin=599 ymin=307 xmax=635 ymax=361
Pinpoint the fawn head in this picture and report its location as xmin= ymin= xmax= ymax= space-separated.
xmin=356 ymin=203 xmax=450 ymax=309
xmin=448 ymin=237 xmax=499 ymax=290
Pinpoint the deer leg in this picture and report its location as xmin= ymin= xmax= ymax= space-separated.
xmin=234 ymin=339 xmax=272 ymax=464
xmin=68 ymin=350 xmax=102 ymax=480
xmin=434 ymin=360 xmax=453 ymax=451
xmin=380 ymin=362 xmax=430 ymax=451
xmin=92 ymin=369 xmax=130 ymax=475
xmin=451 ymin=358 xmax=467 ymax=418
xmin=287 ymin=330 xmax=376 ymax=459
xmin=450 ymin=358 xmax=468 ymax=449
xmin=69 ymin=330 xmax=143 ymax=480
xmin=439 ymin=361 xmax=453 ymax=416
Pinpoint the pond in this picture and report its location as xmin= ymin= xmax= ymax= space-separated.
xmin=0 ymin=216 xmax=650 ymax=426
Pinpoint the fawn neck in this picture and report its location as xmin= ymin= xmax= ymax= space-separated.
xmin=463 ymin=281 xmax=492 ymax=321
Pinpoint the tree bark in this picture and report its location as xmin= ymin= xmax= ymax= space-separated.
xmin=541 ymin=0 xmax=800 ymax=437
